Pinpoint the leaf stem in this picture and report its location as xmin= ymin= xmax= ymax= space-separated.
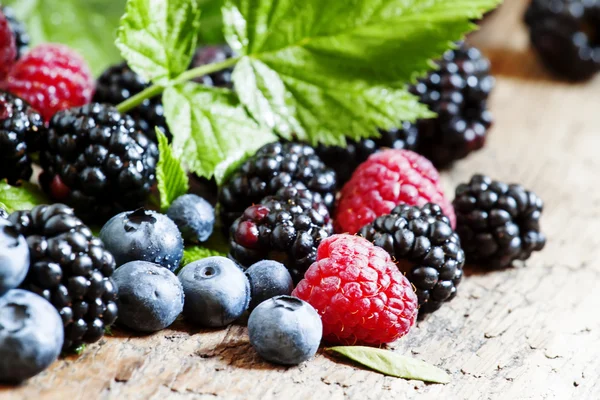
xmin=116 ymin=56 xmax=242 ymax=113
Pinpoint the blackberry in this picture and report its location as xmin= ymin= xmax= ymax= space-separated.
xmin=453 ymin=174 xmax=546 ymax=269
xmin=525 ymin=0 xmax=600 ymax=81
xmin=229 ymin=186 xmax=334 ymax=283
xmin=8 ymin=204 xmax=118 ymax=352
xmin=0 ymin=91 xmax=45 ymax=185
xmin=39 ymin=103 xmax=158 ymax=224
xmin=413 ymin=42 xmax=494 ymax=168
xmin=359 ymin=203 xmax=464 ymax=315
xmin=219 ymin=142 xmax=337 ymax=229
xmin=316 ymin=122 xmax=419 ymax=184
xmin=93 ymin=63 xmax=168 ymax=141
xmin=190 ymin=45 xmax=235 ymax=88
xmin=1 ymin=6 xmax=29 ymax=59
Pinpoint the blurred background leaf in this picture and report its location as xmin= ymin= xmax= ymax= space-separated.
xmin=197 ymin=0 xmax=224 ymax=44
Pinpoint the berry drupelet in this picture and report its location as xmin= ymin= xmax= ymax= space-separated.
xmin=219 ymin=141 xmax=337 ymax=229
xmin=1 ymin=5 xmax=29 ymax=59
xmin=39 ymin=103 xmax=158 ymax=224
xmin=190 ymin=45 xmax=235 ymax=88
xmin=453 ymin=174 xmax=546 ymax=269
xmin=525 ymin=0 xmax=600 ymax=81
xmin=316 ymin=122 xmax=419 ymax=184
xmin=8 ymin=204 xmax=118 ymax=352
xmin=93 ymin=62 xmax=169 ymax=141
xmin=229 ymin=186 xmax=334 ymax=283
xmin=413 ymin=42 xmax=494 ymax=168
xmin=359 ymin=203 xmax=464 ymax=315
xmin=0 ymin=91 xmax=45 ymax=185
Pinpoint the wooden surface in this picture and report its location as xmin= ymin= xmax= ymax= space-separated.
xmin=3 ymin=1 xmax=600 ymax=399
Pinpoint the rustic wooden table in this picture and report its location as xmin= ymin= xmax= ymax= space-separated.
xmin=2 ymin=0 xmax=599 ymax=399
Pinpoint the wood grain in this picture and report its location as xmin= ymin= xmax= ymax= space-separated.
xmin=3 ymin=0 xmax=600 ymax=398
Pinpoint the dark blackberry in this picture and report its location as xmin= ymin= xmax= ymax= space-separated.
xmin=93 ymin=62 xmax=168 ymax=141
xmin=525 ymin=0 xmax=600 ymax=81
xmin=190 ymin=45 xmax=235 ymax=88
xmin=229 ymin=186 xmax=334 ymax=283
xmin=39 ymin=103 xmax=158 ymax=223
xmin=359 ymin=203 xmax=464 ymax=315
xmin=316 ymin=122 xmax=419 ymax=184
xmin=453 ymin=174 xmax=546 ymax=269
xmin=412 ymin=42 xmax=494 ymax=168
xmin=1 ymin=6 xmax=29 ymax=59
xmin=219 ymin=142 xmax=337 ymax=229
xmin=0 ymin=91 xmax=45 ymax=185
xmin=8 ymin=204 xmax=118 ymax=352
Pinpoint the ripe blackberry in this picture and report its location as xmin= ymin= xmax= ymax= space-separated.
xmin=93 ymin=62 xmax=169 ymax=141
xmin=413 ymin=42 xmax=494 ymax=168
xmin=525 ymin=0 xmax=600 ymax=81
xmin=453 ymin=174 xmax=546 ymax=269
xmin=316 ymin=122 xmax=419 ymax=184
xmin=0 ymin=91 xmax=45 ymax=185
xmin=219 ymin=142 xmax=337 ymax=229
xmin=229 ymin=186 xmax=334 ymax=283
xmin=1 ymin=6 xmax=29 ymax=59
xmin=190 ymin=45 xmax=235 ymax=88
xmin=8 ymin=204 xmax=118 ymax=352
xmin=359 ymin=203 xmax=464 ymax=315
xmin=39 ymin=103 xmax=158 ymax=223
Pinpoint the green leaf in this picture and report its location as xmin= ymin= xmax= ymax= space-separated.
xmin=5 ymin=0 xmax=126 ymax=76
xmin=197 ymin=0 xmax=225 ymax=44
xmin=116 ymin=0 xmax=202 ymax=84
xmin=156 ymin=128 xmax=190 ymax=212
xmin=163 ymin=82 xmax=277 ymax=182
xmin=0 ymin=181 xmax=48 ymax=213
xmin=328 ymin=346 xmax=451 ymax=384
xmin=224 ymin=0 xmax=498 ymax=145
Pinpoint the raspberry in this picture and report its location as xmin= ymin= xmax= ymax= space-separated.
xmin=453 ymin=174 xmax=546 ymax=269
xmin=3 ymin=44 xmax=94 ymax=122
xmin=335 ymin=149 xmax=455 ymax=235
xmin=359 ymin=203 xmax=464 ymax=315
xmin=525 ymin=0 xmax=600 ymax=81
xmin=292 ymin=234 xmax=418 ymax=345
xmin=1 ymin=6 xmax=28 ymax=59
xmin=0 ymin=9 xmax=16 ymax=81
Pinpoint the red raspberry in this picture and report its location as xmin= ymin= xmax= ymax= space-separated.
xmin=0 ymin=10 xmax=16 ymax=81
xmin=3 ymin=44 xmax=94 ymax=121
xmin=334 ymin=149 xmax=455 ymax=234
xmin=292 ymin=234 xmax=418 ymax=345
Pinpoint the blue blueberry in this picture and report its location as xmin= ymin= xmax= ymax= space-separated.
xmin=112 ymin=261 xmax=184 ymax=332
xmin=100 ymin=208 xmax=184 ymax=271
xmin=0 ymin=218 xmax=30 ymax=296
xmin=178 ymin=256 xmax=250 ymax=327
xmin=0 ymin=290 xmax=64 ymax=383
xmin=245 ymin=260 xmax=294 ymax=310
xmin=167 ymin=194 xmax=215 ymax=243
xmin=248 ymin=295 xmax=322 ymax=365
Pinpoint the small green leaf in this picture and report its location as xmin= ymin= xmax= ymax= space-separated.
xmin=180 ymin=229 xmax=230 ymax=269
xmin=156 ymin=128 xmax=190 ymax=212
xmin=104 ymin=326 xmax=114 ymax=336
xmin=328 ymin=346 xmax=451 ymax=384
xmin=0 ymin=181 xmax=48 ymax=213
xmin=163 ymin=82 xmax=277 ymax=182
xmin=74 ymin=344 xmax=87 ymax=356
xmin=197 ymin=0 xmax=225 ymax=44
xmin=116 ymin=0 xmax=202 ymax=84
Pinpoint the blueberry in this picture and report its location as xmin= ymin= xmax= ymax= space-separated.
xmin=112 ymin=261 xmax=184 ymax=332
xmin=100 ymin=208 xmax=184 ymax=271
xmin=167 ymin=194 xmax=215 ymax=244
xmin=0 ymin=290 xmax=64 ymax=383
xmin=248 ymin=296 xmax=322 ymax=365
xmin=245 ymin=260 xmax=294 ymax=310
xmin=178 ymin=256 xmax=250 ymax=327
xmin=0 ymin=218 xmax=30 ymax=295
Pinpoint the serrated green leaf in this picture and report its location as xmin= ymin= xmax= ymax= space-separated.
xmin=4 ymin=0 xmax=125 ymax=76
xmin=0 ymin=181 xmax=48 ymax=213
xmin=197 ymin=0 xmax=225 ymax=44
xmin=163 ymin=82 xmax=277 ymax=182
xmin=116 ymin=0 xmax=202 ymax=84
xmin=328 ymin=346 xmax=451 ymax=384
xmin=224 ymin=0 xmax=499 ymax=145
xmin=156 ymin=128 xmax=190 ymax=212
xmin=180 ymin=229 xmax=230 ymax=268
